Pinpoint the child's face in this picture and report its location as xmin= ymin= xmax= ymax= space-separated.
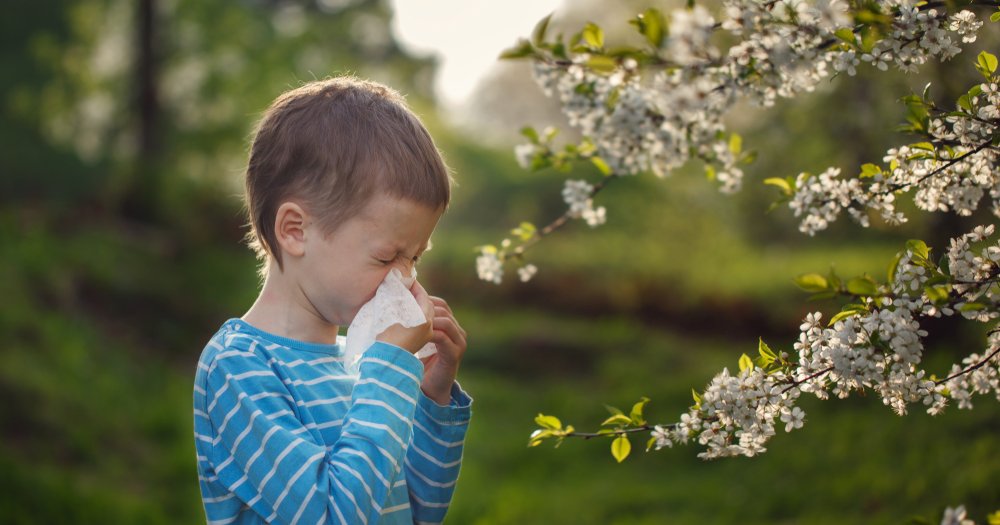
xmin=297 ymin=194 xmax=443 ymax=327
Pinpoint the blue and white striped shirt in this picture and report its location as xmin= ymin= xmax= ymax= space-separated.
xmin=193 ymin=319 xmax=472 ymax=524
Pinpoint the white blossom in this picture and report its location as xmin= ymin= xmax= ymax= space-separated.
xmin=562 ymin=179 xmax=607 ymax=227
xmin=940 ymin=505 xmax=975 ymax=525
xmin=517 ymin=264 xmax=538 ymax=283
xmin=780 ymin=406 xmax=805 ymax=432
xmin=476 ymin=249 xmax=503 ymax=284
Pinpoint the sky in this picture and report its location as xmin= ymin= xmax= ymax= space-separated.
xmin=390 ymin=0 xmax=564 ymax=108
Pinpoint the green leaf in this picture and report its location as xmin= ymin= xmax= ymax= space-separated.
xmin=834 ymin=27 xmax=856 ymax=44
xmin=605 ymin=86 xmax=621 ymax=109
xmin=535 ymin=414 xmax=562 ymax=430
xmin=859 ymin=24 xmax=879 ymax=53
xmin=828 ymin=304 xmax=867 ymax=326
xmin=992 ymin=11 xmax=1000 ymax=23
xmin=759 ymin=338 xmax=776 ymax=360
xmin=630 ymin=397 xmax=650 ymax=425
xmin=640 ymin=8 xmax=665 ymax=48
xmin=520 ymin=126 xmax=540 ymax=143
xmin=691 ymin=388 xmax=702 ymax=409
xmin=601 ymin=414 xmax=633 ymax=427
xmin=959 ymin=302 xmax=987 ymax=312
xmin=611 ymin=435 xmax=631 ymax=463
xmin=906 ymin=239 xmax=930 ymax=262
xmin=646 ymin=436 xmax=658 ymax=452
xmin=829 ymin=309 xmax=858 ymax=326
xmin=738 ymin=353 xmax=754 ymax=373
xmin=846 ymin=277 xmax=877 ymax=296
xmin=924 ymin=285 xmax=949 ymax=303
xmin=604 ymin=404 xmax=624 ymax=416
xmin=757 ymin=338 xmax=777 ymax=368
xmin=591 ymin=156 xmax=613 ymax=175
xmin=511 ymin=222 xmax=537 ymax=241
xmin=763 ymin=177 xmax=792 ymax=195
xmin=532 ymin=13 xmax=553 ymax=46
xmin=977 ymin=50 xmax=998 ymax=77
xmin=859 ymin=163 xmax=882 ymax=178
xmin=704 ymin=164 xmax=716 ymax=181
xmin=794 ymin=273 xmax=829 ymax=292
xmin=529 ymin=429 xmax=553 ymax=446
xmin=958 ymin=93 xmax=974 ymax=112
xmin=968 ymin=84 xmax=984 ymax=101
xmin=582 ymin=22 xmax=604 ymax=49
xmin=530 ymin=153 xmax=552 ymax=171
xmin=909 ymin=142 xmax=935 ymax=152
xmin=585 ymin=54 xmax=617 ymax=73
xmin=500 ymin=39 xmax=535 ymax=60
xmin=729 ymin=133 xmax=742 ymax=155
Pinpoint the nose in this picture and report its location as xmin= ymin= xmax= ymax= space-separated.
xmin=391 ymin=259 xmax=415 ymax=279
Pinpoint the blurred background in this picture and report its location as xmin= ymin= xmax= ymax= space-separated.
xmin=2 ymin=0 xmax=998 ymax=523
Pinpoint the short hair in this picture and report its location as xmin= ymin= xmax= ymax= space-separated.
xmin=243 ymin=76 xmax=452 ymax=273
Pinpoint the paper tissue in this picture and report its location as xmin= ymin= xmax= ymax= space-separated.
xmin=343 ymin=268 xmax=437 ymax=372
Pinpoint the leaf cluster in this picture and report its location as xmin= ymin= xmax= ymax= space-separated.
xmin=527 ymin=397 xmax=653 ymax=464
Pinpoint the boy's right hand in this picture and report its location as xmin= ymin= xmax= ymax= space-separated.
xmin=375 ymin=281 xmax=435 ymax=354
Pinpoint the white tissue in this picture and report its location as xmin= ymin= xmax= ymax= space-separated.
xmin=343 ymin=268 xmax=437 ymax=372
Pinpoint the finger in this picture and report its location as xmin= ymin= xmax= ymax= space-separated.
xmin=431 ymin=316 xmax=465 ymax=349
xmin=434 ymin=305 xmax=452 ymax=319
xmin=432 ymin=304 xmax=464 ymax=335
xmin=429 ymin=296 xmax=452 ymax=315
xmin=434 ymin=309 xmax=466 ymax=340
xmin=411 ymin=280 xmax=430 ymax=303
xmin=410 ymin=282 xmax=435 ymax=321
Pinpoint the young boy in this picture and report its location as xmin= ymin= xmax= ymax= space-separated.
xmin=192 ymin=76 xmax=471 ymax=525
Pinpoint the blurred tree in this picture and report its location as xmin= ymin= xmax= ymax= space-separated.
xmin=4 ymin=0 xmax=438 ymax=223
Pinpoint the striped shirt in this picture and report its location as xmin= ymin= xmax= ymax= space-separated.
xmin=193 ymin=318 xmax=472 ymax=524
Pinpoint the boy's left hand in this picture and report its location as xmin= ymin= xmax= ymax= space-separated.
xmin=420 ymin=295 xmax=467 ymax=406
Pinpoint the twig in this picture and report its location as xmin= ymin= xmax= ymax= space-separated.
xmin=508 ymin=173 xmax=621 ymax=259
xmin=936 ymin=336 xmax=1000 ymax=384
xmin=567 ymin=425 xmax=659 ymax=440
xmin=781 ymin=366 xmax=835 ymax=394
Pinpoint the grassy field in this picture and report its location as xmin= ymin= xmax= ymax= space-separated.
xmin=447 ymin=306 xmax=1000 ymax=524
xmin=3 ymin=296 xmax=996 ymax=524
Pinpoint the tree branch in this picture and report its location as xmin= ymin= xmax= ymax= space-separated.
xmin=508 ymin=173 xmax=621 ymax=259
xmin=937 ymin=337 xmax=1000 ymax=384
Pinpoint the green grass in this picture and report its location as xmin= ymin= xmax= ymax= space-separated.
xmin=446 ymin=306 xmax=1000 ymax=525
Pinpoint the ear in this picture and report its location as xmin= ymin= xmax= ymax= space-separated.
xmin=273 ymin=201 xmax=309 ymax=259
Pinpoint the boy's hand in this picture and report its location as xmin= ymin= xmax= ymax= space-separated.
xmin=376 ymin=281 xmax=435 ymax=354
xmin=420 ymin=295 xmax=467 ymax=406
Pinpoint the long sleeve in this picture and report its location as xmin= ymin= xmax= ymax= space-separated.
xmin=405 ymin=383 xmax=472 ymax=524
xmin=204 ymin=342 xmax=423 ymax=525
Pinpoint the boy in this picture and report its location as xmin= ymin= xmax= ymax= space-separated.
xmin=193 ymin=76 xmax=471 ymax=525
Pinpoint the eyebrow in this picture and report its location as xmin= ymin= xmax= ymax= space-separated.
xmin=379 ymin=240 xmax=432 ymax=257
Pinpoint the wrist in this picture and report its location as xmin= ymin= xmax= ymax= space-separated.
xmin=421 ymin=382 xmax=453 ymax=405
xmin=421 ymin=368 xmax=458 ymax=405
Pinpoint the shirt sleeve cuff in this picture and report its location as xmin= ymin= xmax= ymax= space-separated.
xmin=362 ymin=341 xmax=424 ymax=376
xmin=418 ymin=381 xmax=473 ymax=425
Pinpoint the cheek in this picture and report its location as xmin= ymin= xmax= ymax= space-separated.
xmin=358 ymin=269 xmax=390 ymax=300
